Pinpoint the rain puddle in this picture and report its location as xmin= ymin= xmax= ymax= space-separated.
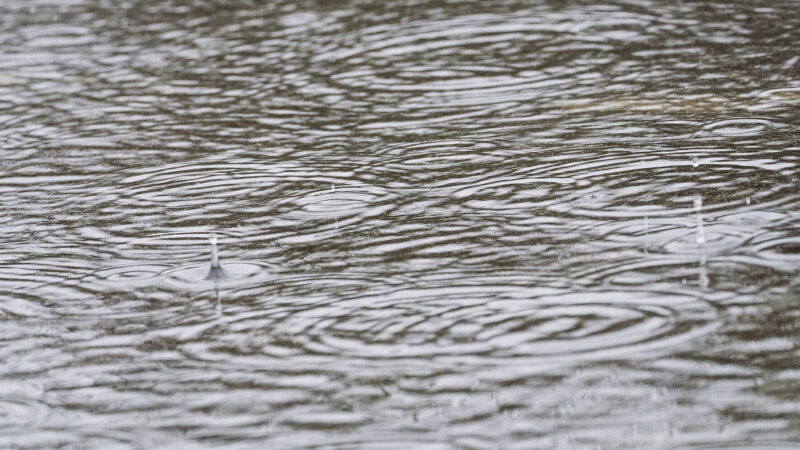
xmin=1 ymin=0 xmax=800 ymax=448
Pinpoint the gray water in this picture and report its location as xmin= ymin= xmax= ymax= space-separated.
xmin=2 ymin=0 xmax=800 ymax=448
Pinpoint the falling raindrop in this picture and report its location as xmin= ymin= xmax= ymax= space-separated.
xmin=698 ymin=252 xmax=709 ymax=288
xmin=694 ymin=196 xmax=706 ymax=245
xmin=694 ymin=195 xmax=709 ymax=289
xmin=214 ymin=288 xmax=222 ymax=315
xmin=746 ymin=197 xmax=751 ymax=205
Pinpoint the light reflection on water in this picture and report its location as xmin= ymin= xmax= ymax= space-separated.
xmin=1 ymin=0 xmax=800 ymax=447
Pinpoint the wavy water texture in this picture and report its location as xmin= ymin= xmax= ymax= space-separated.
xmin=1 ymin=0 xmax=800 ymax=448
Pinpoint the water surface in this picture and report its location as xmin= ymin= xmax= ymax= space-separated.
xmin=2 ymin=0 xmax=800 ymax=447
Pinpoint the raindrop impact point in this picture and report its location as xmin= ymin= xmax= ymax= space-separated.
xmin=205 ymin=232 xmax=232 ymax=281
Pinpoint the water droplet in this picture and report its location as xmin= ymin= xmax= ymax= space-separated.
xmin=694 ymin=196 xmax=706 ymax=245
xmin=205 ymin=232 xmax=230 ymax=281
xmin=692 ymin=157 xmax=699 ymax=168
xmin=746 ymin=197 xmax=751 ymax=205
xmin=696 ymin=230 xmax=706 ymax=244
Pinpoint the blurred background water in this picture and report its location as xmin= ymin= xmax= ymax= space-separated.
xmin=1 ymin=0 xmax=800 ymax=447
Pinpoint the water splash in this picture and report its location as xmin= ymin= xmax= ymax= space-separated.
xmin=205 ymin=232 xmax=231 ymax=281
xmin=2 ymin=1 xmax=799 ymax=447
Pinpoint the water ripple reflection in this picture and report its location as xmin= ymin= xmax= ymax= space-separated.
xmin=253 ymin=282 xmax=716 ymax=362
xmin=2 ymin=0 xmax=800 ymax=447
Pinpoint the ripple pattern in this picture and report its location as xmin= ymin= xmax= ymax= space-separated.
xmin=275 ymin=285 xmax=716 ymax=361
xmin=1 ymin=0 xmax=800 ymax=447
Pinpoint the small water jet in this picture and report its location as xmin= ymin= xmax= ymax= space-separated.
xmin=205 ymin=233 xmax=231 ymax=281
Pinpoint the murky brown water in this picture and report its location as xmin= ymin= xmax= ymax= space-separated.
xmin=2 ymin=0 xmax=800 ymax=447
